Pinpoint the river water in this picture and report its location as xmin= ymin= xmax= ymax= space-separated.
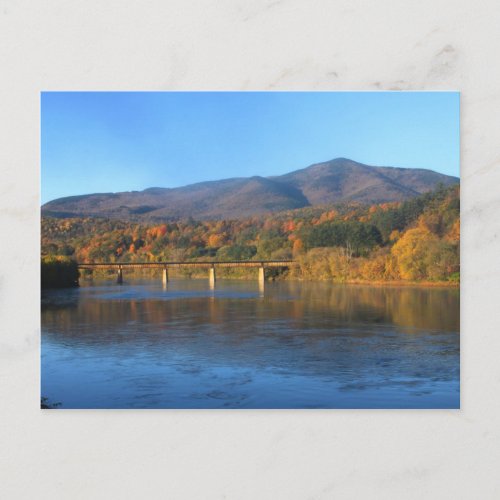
xmin=41 ymin=279 xmax=459 ymax=409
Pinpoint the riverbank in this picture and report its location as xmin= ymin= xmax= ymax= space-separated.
xmin=41 ymin=256 xmax=79 ymax=289
xmin=342 ymin=279 xmax=459 ymax=288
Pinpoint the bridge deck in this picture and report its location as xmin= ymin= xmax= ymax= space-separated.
xmin=78 ymin=260 xmax=295 ymax=270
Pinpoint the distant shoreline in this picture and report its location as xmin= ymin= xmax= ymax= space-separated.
xmin=341 ymin=279 xmax=459 ymax=288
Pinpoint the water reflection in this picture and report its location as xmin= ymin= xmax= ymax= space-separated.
xmin=41 ymin=280 xmax=459 ymax=409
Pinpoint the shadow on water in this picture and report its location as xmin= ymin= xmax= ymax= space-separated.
xmin=41 ymin=279 xmax=459 ymax=409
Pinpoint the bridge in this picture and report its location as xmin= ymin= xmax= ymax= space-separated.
xmin=78 ymin=260 xmax=295 ymax=286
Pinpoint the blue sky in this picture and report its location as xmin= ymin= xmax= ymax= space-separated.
xmin=41 ymin=91 xmax=459 ymax=203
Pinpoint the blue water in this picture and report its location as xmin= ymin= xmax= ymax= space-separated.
xmin=41 ymin=279 xmax=460 ymax=409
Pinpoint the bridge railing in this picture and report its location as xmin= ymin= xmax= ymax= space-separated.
xmin=78 ymin=260 xmax=296 ymax=269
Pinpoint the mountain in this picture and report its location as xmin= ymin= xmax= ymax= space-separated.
xmin=42 ymin=158 xmax=459 ymax=220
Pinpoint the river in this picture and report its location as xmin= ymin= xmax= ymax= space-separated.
xmin=41 ymin=279 xmax=459 ymax=409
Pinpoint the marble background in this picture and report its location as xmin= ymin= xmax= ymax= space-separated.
xmin=1 ymin=1 xmax=499 ymax=498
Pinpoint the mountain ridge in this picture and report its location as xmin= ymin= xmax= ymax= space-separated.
xmin=42 ymin=158 xmax=459 ymax=220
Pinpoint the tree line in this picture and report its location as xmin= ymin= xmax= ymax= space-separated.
xmin=41 ymin=184 xmax=459 ymax=285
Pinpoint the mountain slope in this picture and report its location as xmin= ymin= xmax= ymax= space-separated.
xmin=42 ymin=158 xmax=459 ymax=220
xmin=273 ymin=158 xmax=454 ymax=204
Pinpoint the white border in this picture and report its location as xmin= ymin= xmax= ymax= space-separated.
xmin=1 ymin=1 xmax=499 ymax=498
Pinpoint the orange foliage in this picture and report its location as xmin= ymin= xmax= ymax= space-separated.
xmin=391 ymin=227 xmax=436 ymax=280
xmin=147 ymin=225 xmax=167 ymax=239
xmin=292 ymin=238 xmax=304 ymax=255
xmin=317 ymin=210 xmax=337 ymax=224
xmin=389 ymin=230 xmax=401 ymax=242
xmin=207 ymin=234 xmax=225 ymax=247
xmin=446 ymin=219 xmax=460 ymax=243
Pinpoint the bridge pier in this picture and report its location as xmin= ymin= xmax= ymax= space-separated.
xmin=258 ymin=266 xmax=265 ymax=286
xmin=162 ymin=267 xmax=169 ymax=286
xmin=209 ymin=266 xmax=216 ymax=288
xmin=117 ymin=266 xmax=123 ymax=285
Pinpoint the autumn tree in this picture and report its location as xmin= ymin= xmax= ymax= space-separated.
xmin=292 ymin=238 xmax=304 ymax=256
xmin=391 ymin=227 xmax=440 ymax=280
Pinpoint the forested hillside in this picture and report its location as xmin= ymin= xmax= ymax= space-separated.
xmin=41 ymin=184 xmax=460 ymax=284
